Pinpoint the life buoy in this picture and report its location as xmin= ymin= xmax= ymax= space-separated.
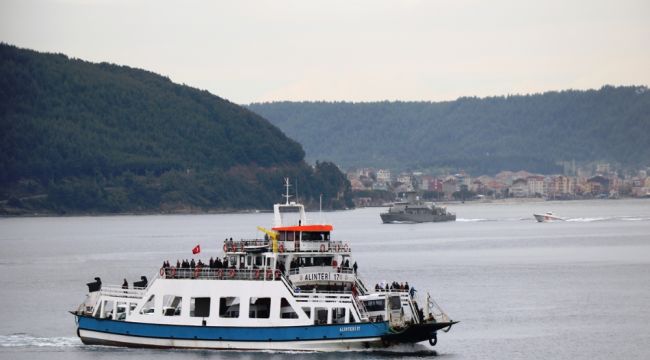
xmin=228 ymin=269 xmax=236 ymax=278
xmin=254 ymin=269 xmax=261 ymax=279
xmin=320 ymin=244 xmax=326 ymax=252
xmin=223 ymin=243 xmax=228 ymax=253
xmin=332 ymin=260 xmax=338 ymax=268
xmin=231 ymin=244 xmax=237 ymax=252
xmin=160 ymin=267 xmax=165 ymax=276
xmin=275 ymin=269 xmax=281 ymax=279
xmin=278 ymin=243 xmax=285 ymax=253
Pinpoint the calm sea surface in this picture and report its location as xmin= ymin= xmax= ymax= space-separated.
xmin=1 ymin=199 xmax=649 ymax=359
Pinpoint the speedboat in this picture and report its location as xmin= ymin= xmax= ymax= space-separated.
xmin=71 ymin=179 xmax=457 ymax=351
xmin=533 ymin=212 xmax=565 ymax=222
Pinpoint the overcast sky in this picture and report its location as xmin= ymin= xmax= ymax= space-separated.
xmin=1 ymin=0 xmax=648 ymax=104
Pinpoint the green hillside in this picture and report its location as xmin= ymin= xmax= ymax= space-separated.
xmin=249 ymin=87 xmax=650 ymax=174
xmin=0 ymin=44 xmax=351 ymax=214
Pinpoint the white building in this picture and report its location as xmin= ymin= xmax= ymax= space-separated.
xmin=376 ymin=169 xmax=391 ymax=184
xmin=527 ymin=176 xmax=546 ymax=196
xmin=510 ymin=178 xmax=529 ymax=197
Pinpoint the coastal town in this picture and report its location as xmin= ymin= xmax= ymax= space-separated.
xmin=347 ymin=164 xmax=650 ymax=207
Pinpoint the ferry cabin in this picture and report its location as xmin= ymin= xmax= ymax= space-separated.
xmin=79 ymin=224 xmax=420 ymax=334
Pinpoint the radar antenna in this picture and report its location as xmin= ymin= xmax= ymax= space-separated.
xmin=283 ymin=177 xmax=292 ymax=205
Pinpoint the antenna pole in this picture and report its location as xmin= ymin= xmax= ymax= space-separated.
xmin=283 ymin=177 xmax=292 ymax=205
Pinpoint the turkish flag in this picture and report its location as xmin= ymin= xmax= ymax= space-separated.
xmin=192 ymin=245 xmax=201 ymax=254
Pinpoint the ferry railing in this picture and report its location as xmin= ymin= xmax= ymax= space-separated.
xmin=354 ymin=276 xmax=370 ymax=295
xmin=160 ymin=267 xmax=285 ymax=281
xmin=221 ymin=239 xmax=353 ymax=254
xmin=328 ymin=241 xmax=352 ymax=253
xmin=99 ymin=285 xmax=147 ymax=299
xmin=222 ymin=239 xmax=270 ymax=253
xmin=287 ymin=266 xmax=355 ymax=275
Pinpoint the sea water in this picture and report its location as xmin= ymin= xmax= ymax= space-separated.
xmin=1 ymin=199 xmax=649 ymax=359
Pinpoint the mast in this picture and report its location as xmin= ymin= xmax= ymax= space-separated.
xmin=283 ymin=177 xmax=292 ymax=205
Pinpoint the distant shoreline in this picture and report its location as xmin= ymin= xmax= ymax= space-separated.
xmin=2 ymin=197 xmax=646 ymax=218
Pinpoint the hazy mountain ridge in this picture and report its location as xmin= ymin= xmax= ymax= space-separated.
xmin=248 ymin=87 xmax=650 ymax=174
xmin=0 ymin=44 xmax=351 ymax=214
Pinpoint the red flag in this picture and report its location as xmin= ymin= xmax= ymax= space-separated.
xmin=192 ymin=245 xmax=201 ymax=254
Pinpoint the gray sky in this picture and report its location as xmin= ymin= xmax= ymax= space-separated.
xmin=1 ymin=0 xmax=649 ymax=104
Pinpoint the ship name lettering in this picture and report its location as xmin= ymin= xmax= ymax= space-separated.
xmin=339 ymin=326 xmax=360 ymax=332
xmin=304 ymin=273 xmax=329 ymax=281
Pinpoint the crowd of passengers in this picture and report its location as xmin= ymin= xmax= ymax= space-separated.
xmin=161 ymin=257 xmax=235 ymax=270
xmin=289 ymin=257 xmax=358 ymax=274
xmin=375 ymin=281 xmax=411 ymax=292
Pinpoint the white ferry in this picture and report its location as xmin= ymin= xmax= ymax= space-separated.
xmin=71 ymin=180 xmax=457 ymax=351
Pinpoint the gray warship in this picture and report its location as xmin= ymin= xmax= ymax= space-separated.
xmin=380 ymin=192 xmax=456 ymax=223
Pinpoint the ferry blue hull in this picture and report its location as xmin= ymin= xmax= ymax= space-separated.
xmin=75 ymin=315 xmax=452 ymax=350
xmin=75 ymin=315 xmax=394 ymax=350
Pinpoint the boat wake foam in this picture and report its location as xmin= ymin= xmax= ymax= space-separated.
xmin=565 ymin=216 xmax=650 ymax=222
xmin=0 ymin=334 xmax=81 ymax=348
xmin=456 ymin=218 xmax=492 ymax=222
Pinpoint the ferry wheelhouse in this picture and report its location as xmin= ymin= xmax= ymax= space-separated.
xmin=72 ymin=181 xmax=456 ymax=351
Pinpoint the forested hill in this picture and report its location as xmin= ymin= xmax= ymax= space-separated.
xmin=249 ymin=87 xmax=650 ymax=174
xmin=0 ymin=44 xmax=351 ymax=214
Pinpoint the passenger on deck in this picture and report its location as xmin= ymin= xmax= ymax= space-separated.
xmin=209 ymin=257 xmax=214 ymax=268
xmin=190 ymin=259 xmax=196 ymax=269
xmin=176 ymin=260 xmax=181 ymax=268
xmin=353 ymin=261 xmax=358 ymax=274
xmin=344 ymin=259 xmax=350 ymax=268
xmin=122 ymin=279 xmax=128 ymax=289
xmin=405 ymin=282 xmax=410 ymax=290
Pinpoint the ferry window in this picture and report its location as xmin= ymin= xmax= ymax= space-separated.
xmin=255 ymin=256 xmax=263 ymax=266
xmin=280 ymin=298 xmax=299 ymax=319
xmin=139 ymin=295 xmax=155 ymax=315
xmin=314 ymin=307 xmax=328 ymax=325
xmin=190 ymin=297 xmax=211 ymax=317
xmin=219 ymin=297 xmax=240 ymax=318
xmin=249 ymin=297 xmax=271 ymax=319
xmin=332 ymin=307 xmax=346 ymax=324
xmin=363 ymin=299 xmax=385 ymax=312
xmin=116 ymin=302 xmax=127 ymax=320
xmin=302 ymin=232 xmax=327 ymax=241
xmin=128 ymin=303 xmax=136 ymax=315
xmin=302 ymin=307 xmax=312 ymax=320
xmin=102 ymin=300 xmax=115 ymax=319
xmin=280 ymin=232 xmax=296 ymax=241
xmin=389 ymin=296 xmax=402 ymax=310
xmin=162 ymin=295 xmax=182 ymax=316
xmin=349 ymin=312 xmax=357 ymax=323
